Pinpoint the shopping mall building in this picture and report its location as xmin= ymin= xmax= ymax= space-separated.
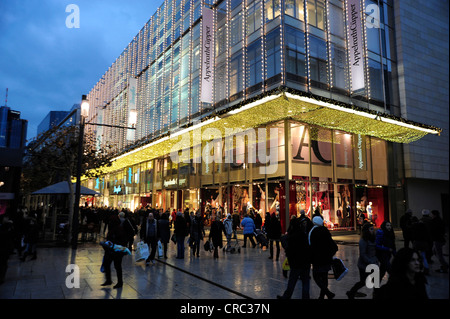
xmin=81 ymin=0 xmax=448 ymax=232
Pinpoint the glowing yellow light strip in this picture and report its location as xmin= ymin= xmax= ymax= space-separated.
xmin=284 ymin=92 xmax=440 ymax=135
xmin=88 ymin=91 xmax=440 ymax=178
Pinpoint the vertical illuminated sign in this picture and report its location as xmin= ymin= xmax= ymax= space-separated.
xmin=347 ymin=0 xmax=365 ymax=92
xmin=201 ymin=7 xmax=214 ymax=103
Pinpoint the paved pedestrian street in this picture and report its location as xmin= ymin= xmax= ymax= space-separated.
xmin=1 ymin=231 xmax=448 ymax=302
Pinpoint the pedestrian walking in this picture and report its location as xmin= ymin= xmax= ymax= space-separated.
xmin=223 ymin=214 xmax=233 ymax=251
xmin=209 ymin=216 xmax=226 ymax=259
xmin=277 ymin=215 xmax=313 ymax=299
xmin=158 ymin=212 xmax=171 ymax=258
xmin=232 ymin=209 xmax=240 ymax=239
xmin=346 ymin=222 xmax=378 ymax=299
xmin=374 ymin=247 xmax=428 ymax=299
xmin=420 ymin=209 xmax=433 ymax=266
xmin=102 ymin=212 xmax=134 ymax=288
xmin=140 ymin=212 xmax=158 ymax=265
xmin=410 ymin=216 xmax=431 ymax=275
xmin=124 ymin=211 xmax=138 ymax=251
xmin=0 ymin=214 xmax=14 ymax=285
xmin=376 ymin=220 xmax=396 ymax=280
xmin=174 ymin=211 xmax=188 ymax=259
xmin=430 ymin=210 xmax=448 ymax=273
xmin=20 ymin=213 xmax=39 ymax=262
xmin=267 ymin=212 xmax=282 ymax=260
xmin=254 ymin=211 xmax=263 ymax=231
xmin=308 ymin=216 xmax=338 ymax=299
xmin=241 ymin=214 xmax=256 ymax=248
xmin=400 ymin=209 xmax=413 ymax=248
xmin=190 ymin=210 xmax=205 ymax=257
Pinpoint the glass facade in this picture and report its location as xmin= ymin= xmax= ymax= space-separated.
xmin=81 ymin=0 xmax=404 ymax=231
xmin=86 ymin=0 xmax=398 ymax=153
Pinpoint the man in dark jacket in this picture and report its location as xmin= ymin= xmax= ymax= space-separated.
xmin=309 ymin=216 xmax=338 ymax=299
xmin=102 ymin=212 xmax=134 ymax=288
xmin=277 ymin=215 xmax=313 ymax=299
xmin=190 ymin=210 xmax=205 ymax=257
xmin=232 ymin=210 xmax=240 ymax=239
xmin=174 ymin=211 xmax=188 ymax=259
xmin=267 ymin=212 xmax=282 ymax=260
xmin=400 ymin=209 xmax=413 ymax=248
xmin=140 ymin=212 xmax=158 ymax=265
xmin=158 ymin=213 xmax=171 ymax=259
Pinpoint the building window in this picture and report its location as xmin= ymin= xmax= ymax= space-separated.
xmin=230 ymin=12 xmax=243 ymax=47
xmin=285 ymin=26 xmax=306 ymax=80
xmin=230 ymin=51 xmax=244 ymax=96
xmin=309 ymin=35 xmax=328 ymax=85
xmin=266 ymin=28 xmax=281 ymax=79
xmin=329 ymin=3 xmax=344 ymax=38
xmin=307 ymin=0 xmax=326 ymax=30
xmin=285 ymin=0 xmax=304 ymax=21
xmin=247 ymin=0 xmax=262 ymax=35
xmin=368 ymin=58 xmax=383 ymax=102
xmin=265 ymin=0 xmax=280 ymax=23
xmin=331 ymin=44 xmax=348 ymax=90
xmin=247 ymin=39 xmax=263 ymax=87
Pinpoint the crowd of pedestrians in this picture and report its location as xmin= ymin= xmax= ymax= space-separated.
xmin=0 ymin=203 xmax=447 ymax=300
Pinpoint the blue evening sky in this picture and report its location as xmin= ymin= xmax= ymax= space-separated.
xmin=0 ymin=0 xmax=164 ymax=142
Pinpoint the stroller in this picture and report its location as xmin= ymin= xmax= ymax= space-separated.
xmin=224 ymin=236 xmax=241 ymax=254
xmin=254 ymin=229 xmax=269 ymax=248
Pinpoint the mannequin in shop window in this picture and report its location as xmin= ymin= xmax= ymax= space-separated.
xmin=336 ymin=206 xmax=343 ymax=227
xmin=258 ymin=184 xmax=266 ymax=215
xmin=367 ymin=202 xmax=373 ymax=222
xmin=270 ymin=187 xmax=280 ymax=214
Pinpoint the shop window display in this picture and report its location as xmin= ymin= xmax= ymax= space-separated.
xmin=356 ymin=186 xmax=387 ymax=229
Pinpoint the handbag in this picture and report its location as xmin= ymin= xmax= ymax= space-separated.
xmin=171 ymin=233 xmax=177 ymax=244
xmin=135 ymin=241 xmax=150 ymax=262
xmin=331 ymin=257 xmax=348 ymax=281
xmin=282 ymin=258 xmax=290 ymax=271
xmin=204 ymin=240 xmax=210 ymax=251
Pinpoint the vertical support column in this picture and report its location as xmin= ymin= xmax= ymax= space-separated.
xmin=283 ymin=119 xmax=292 ymax=232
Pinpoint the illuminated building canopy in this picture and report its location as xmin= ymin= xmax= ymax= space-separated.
xmin=89 ymin=87 xmax=441 ymax=176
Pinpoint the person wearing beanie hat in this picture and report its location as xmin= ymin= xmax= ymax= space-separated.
xmin=308 ymin=215 xmax=338 ymax=299
xmin=312 ymin=216 xmax=323 ymax=227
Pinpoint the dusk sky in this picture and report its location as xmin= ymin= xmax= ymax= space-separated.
xmin=0 ymin=0 xmax=164 ymax=142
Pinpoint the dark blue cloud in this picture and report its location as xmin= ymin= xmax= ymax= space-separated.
xmin=0 ymin=0 xmax=164 ymax=141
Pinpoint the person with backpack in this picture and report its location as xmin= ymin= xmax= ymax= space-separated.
xmin=223 ymin=214 xmax=233 ymax=252
xmin=308 ymin=216 xmax=338 ymax=299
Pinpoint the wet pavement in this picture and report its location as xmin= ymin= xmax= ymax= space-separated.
xmin=0 ymin=230 xmax=448 ymax=300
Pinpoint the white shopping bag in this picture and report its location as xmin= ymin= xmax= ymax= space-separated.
xmin=135 ymin=241 xmax=150 ymax=262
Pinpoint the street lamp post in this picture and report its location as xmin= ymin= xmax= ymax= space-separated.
xmin=71 ymin=95 xmax=136 ymax=250
xmin=72 ymin=95 xmax=89 ymax=249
